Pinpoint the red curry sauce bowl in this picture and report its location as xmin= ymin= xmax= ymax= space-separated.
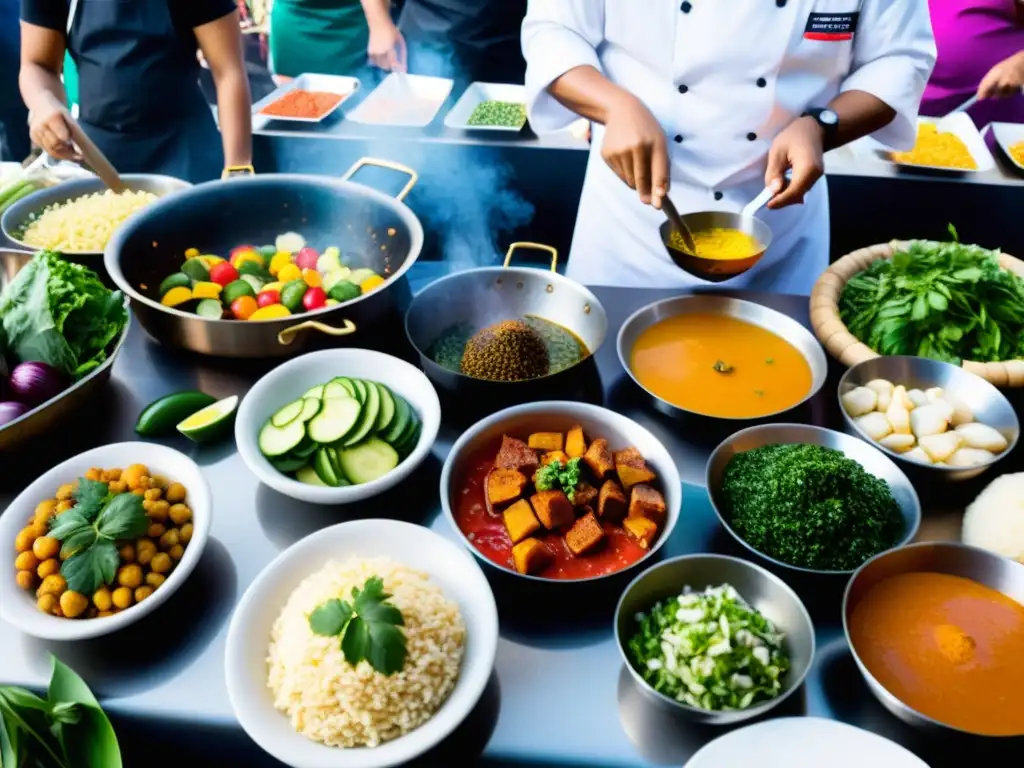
xmin=439 ymin=401 xmax=683 ymax=584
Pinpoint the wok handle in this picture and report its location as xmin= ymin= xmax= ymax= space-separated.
xmin=340 ymin=157 xmax=419 ymax=202
xmin=277 ymin=318 xmax=358 ymax=346
xmin=503 ymin=242 xmax=559 ymax=272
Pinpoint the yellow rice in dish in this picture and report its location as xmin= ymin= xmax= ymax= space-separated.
xmin=890 ymin=124 xmax=977 ymax=170
xmin=668 ymin=227 xmax=762 ymax=260
xmin=1010 ymin=141 xmax=1024 ymax=167
xmin=20 ymin=189 xmax=158 ymax=252
xmin=267 ymin=556 xmax=465 ymax=749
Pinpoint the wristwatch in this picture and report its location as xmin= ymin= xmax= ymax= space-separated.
xmin=802 ymin=108 xmax=839 ymax=146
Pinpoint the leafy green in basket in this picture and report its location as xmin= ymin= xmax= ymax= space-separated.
xmin=838 ymin=224 xmax=1024 ymax=364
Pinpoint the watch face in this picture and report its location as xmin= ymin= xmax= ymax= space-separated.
xmin=819 ymin=109 xmax=839 ymax=126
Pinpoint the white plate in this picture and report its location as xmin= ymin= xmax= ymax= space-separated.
xmin=253 ymin=73 xmax=361 ymax=124
xmin=224 ymin=519 xmax=498 ymax=768
xmin=990 ymin=121 xmax=1024 ymax=173
xmin=0 ymin=442 xmax=212 ymax=641
xmin=878 ymin=114 xmax=995 ymax=173
xmin=444 ymin=82 xmax=528 ymax=132
xmin=686 ymin=718 xmax=929 ymax=768
xmin=346 ymin=73 xmax=453 ymax=127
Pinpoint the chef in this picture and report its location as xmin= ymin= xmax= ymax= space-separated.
xmin=19 ymin=0 xmax=253 ymax=183
xmin=522 ymin=0 xmax=937 ymax=292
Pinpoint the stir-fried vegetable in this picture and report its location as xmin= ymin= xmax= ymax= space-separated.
xmin=626 ymin=584 xmax=790 ymax=711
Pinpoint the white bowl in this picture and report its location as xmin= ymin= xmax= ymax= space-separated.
xmin=235 ymin=349 xmax=441 ymax=505
xmin=0 ymin=442 xmax=212 ymax=641
xmin=440 ymin=401 xmax=683 ymax=583
xmin=224 ymin=518 xmax=498 ymax=768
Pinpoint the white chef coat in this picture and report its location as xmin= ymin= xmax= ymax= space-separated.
xmin=522 ymin=0 xmax=936 ymax=293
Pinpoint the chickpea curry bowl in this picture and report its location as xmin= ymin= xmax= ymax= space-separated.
xmin=440 ymin=402 xmax=682 ymax=582
xmin=0 ymin=442 xmax=212 ymax=640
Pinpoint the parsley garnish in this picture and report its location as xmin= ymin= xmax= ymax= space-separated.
xmin=713 ymin=360 xmax=734 ymax=374
xmin=47 ymin=478 xmax=149 ymax=594
xmin=534 ymin=457 xmax=583 ymax=502
xmin=308 ymin=576 xmax=407 ymax=676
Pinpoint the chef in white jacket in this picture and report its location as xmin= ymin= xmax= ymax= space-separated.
xmin=522 ymin=0 xmax=937 ymax=293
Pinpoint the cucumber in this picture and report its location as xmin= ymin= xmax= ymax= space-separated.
xmin=159 ymin=272 xmax=191 ymax=298
xmin=350 ymin=379 xmax=368 ymax=404
xmin=271 ymin=399 xmax=304 ymax=427
xmin=313 ymin=447 xmax=341 ymax=486
xmin=393 ymin=416 xmax=421 ymax=457
xmin=195 ymin=298 xmax=224 ymax=319
xmin=296 ymin=465 xmax=329 ymax=486
xmin=325 ymin=446 xmax=351 ymax=485
xmin=373 ymin=382 xmax=396 ymax=433
xmin=136 ymin=391 xmax=217 ymax=436
xmin=298 ymin=397 xmax=321 ymax=422
xmin=382 ymin=393 xmax=412 ymax=445
xmin=303 ymin=384 xmax=325 ymax=400
xmin=323 ymin=381 xmax=349 ymax=400
xmin=270 ymin=454 xmax=307 ymax=473
xmin=291 ymin=438 xmax=319 ymax=459
xmin=333 ymin=377 xmax=358 ymax=399
xmin=258 ymin=418 xmax=306 ymax=457
xmin=342 ymin=382 xmax=380 ymax=447
xmin=339 ymin=438 xmax=400 ymax=484
xmin=307 ymin=396 xmax=362 ymax=444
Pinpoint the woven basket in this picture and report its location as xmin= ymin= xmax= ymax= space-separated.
xmin=809 ymin=241 xmax=1024 ymax=388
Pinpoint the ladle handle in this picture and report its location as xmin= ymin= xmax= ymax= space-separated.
xmin=742 ymin=185 xmax=776 ymax=218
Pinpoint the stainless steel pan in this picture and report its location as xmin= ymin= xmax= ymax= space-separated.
xmin=103 ymin=158 xmax=424 ymax=358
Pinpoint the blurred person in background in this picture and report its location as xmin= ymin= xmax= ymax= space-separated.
xmin=1 ymin=0 xmax=30 ymax=162
xmin=20 ymin=0 xmax=252 ymax=182
xmin=921 ymin=0 xmax=1024 ymax=126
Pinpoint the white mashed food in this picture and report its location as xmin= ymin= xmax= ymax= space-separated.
xmin=962 ymin=472 xmax=1024 ymax=562
xmin=267 ymin=556 xmax=465 ymax=748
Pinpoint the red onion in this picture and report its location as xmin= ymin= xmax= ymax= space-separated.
xmin=8 ymin=361 xmax=67 ymax=407
xmin=0 ymin=401 xmax=30 ymax=426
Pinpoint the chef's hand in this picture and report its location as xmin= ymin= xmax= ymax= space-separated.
xmin=978 ymin=51 xmax=1024 ymax=100
xmin=764 ymin=116 xmax=824 ymax=209
xmin=367 ymin=21 xmax=407 ymax=72
xmin=28 ymin=94 xmax=80 ymax=162
xmin=601 ymin=95 xmax=669 ymax=208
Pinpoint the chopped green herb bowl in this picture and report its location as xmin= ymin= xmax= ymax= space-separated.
xmin=615 ymin=554 xmax=815 ymax=725
xmin=706 ymin=424 xmax=921 ymax=576
xmin=0 ymin=442 xmax=212 ymax=641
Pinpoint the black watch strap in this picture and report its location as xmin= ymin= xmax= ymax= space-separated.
xmin=802 ymin=108 xmax=839 ymax=145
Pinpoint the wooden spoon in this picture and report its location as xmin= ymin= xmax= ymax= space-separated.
xmin=63 ymin=111 xmax=125 ymax=193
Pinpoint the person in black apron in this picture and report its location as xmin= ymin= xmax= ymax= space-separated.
xmin=19 ymin=0 xmax=252 ymax=183
xmin=398 ymin=0 xmax=528 ymax=86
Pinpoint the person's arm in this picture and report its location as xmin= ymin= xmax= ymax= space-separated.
xmin=362 ymin=0 xmax=406 ymax=71
xmin=19 ymin=20 xmax=77 ymax=159
xmin=194 ymin=11 xmax=252 ymax=171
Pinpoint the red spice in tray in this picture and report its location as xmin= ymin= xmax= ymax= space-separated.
xmin=260 ymin=89 xmax=347 ymax=119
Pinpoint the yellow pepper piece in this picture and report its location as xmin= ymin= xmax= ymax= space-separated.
xmin=184 ymin=247 xmax=199 ymax=258
xmin=231 ymin=252 xmax=263 ymax=269
xmin=261 ymin=281 xmax=284 ymax=294
xmin=268 ymin=251 xmax=292 ymax=276
xmin=361 ymin=274 xmax=385 ymax=294
xmin=191 ymin=281 xmax=223 ymax=300
xmin=160 ymin=286 xmax=193 ymax=307
xmin=277 ymin=263 xmax=302 ymax=283
xmin=325 ymin=298 xmax=340 ymax=306
xmin=248 ymin=304 xmax=292 ymax=321
xmin=197 ymin=255 xmax=224 ymax=268
xmin=302 ymin=268 xmax=322 ymax=288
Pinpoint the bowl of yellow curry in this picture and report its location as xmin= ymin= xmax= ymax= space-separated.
xmin=660 ymin=210 xmax=772 ymax=283
xmin=843 ymin=541 xmax=1024 ymax=737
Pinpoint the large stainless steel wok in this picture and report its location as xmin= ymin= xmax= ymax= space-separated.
xmin=103 ymin=158 xmax=423 ymax=358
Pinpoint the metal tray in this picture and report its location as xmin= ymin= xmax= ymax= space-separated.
xmin=252 ymin=73 xmax=360 ymax=124
xmin=990 ymin=121 xmax=1024 ymax=174
xmin=0 ymin=248 xmax=130 ymax=451
xmin=444 ymin=82 xmax=528 ymax=132
xmin=346 ymin=72 xmax=454 ymax=128
xmin=875 ymin=114 xmax=996 ymax=174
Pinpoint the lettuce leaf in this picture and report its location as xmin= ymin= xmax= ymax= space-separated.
xmin=0 ymin=250 xmax=127 ymax=378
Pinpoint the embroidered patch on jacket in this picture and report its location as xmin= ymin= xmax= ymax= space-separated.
xmin=803 ymin=12 xmax=859 ymax=41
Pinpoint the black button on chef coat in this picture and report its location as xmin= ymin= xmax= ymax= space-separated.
xmin=680 ymin=2 xmax=692 ymax=12
xmin=747 ymin=132 xmax=757 ymax=141
xmin=678 ymin=84 xmax=689 ymax=94
xmin=674 ymin=134 xmax=683 ymax=143
xmin=714 ymin=191 xmax=723 ymax=200
xmin=757 ymin=77 xmax=767 ymax=88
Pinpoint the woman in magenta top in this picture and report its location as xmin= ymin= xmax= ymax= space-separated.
xmin=922 ymin=0 xmax=1024 ymax=126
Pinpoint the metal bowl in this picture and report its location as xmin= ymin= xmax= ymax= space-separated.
xmin=706 ymin=424 xmax=922 ymax=575
xmin=439 ymin=400 xmax=682 ymax=585
xmin=659 ymin=211 xmax=772 ymax=283
xmin=843 ymin=541 xmax=1024 ymax=736
xmin=1 ymin=174 xmax=191 ymax=258
xmin=617 ymin=295 xmax=828 ymax=421
xmin=838 ymin=356 xmax=1020 ymax=482
xmin=615 ymin=553 xmax=815 ymax=725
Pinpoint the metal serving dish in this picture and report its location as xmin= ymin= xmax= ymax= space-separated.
xmin=843 ymin=541 xmax=1024 ymax=735
xmin=0 ymin=248 xmax=130 ymax=451
xmin=615 ymin=553 xmax=815 ymax=725
xmin=660 ymin=210 xmax=773 ymax=283
xmin=706 ymin=423 xmax=922 ymax=575
xmin=405 ymin=243 xmax=607 ymax=402
xmin=2 ymin=174 xmax=191 ymax=259
xmin=839 ymin=356 xmax=1020 ymax=482
xmin=617 ymin=295 xmax=828 ymax=421
xmin=104 ymin=158 xmax=423 ymax=358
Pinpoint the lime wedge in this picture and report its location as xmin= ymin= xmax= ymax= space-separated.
xmin=176 ymin=395 xmax=239 ymax=443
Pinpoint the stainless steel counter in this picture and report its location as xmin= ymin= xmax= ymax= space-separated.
xmin=0 ymin=282 xmax=1019 ymax=767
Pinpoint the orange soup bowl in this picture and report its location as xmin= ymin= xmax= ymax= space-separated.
xmin=439 ymin=401 xmax=682 ymax=613
xmin=843 ymin=541 xmax=1024 ymax=737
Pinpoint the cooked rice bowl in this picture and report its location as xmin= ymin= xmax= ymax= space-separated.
xmin=267 ymin=556 xmax=466 ymax=749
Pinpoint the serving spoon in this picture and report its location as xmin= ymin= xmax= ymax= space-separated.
xmin=661 ymin=195 xmax=697 ymax=254
xmin=61 ymin=108 xmax=125 ymax=193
